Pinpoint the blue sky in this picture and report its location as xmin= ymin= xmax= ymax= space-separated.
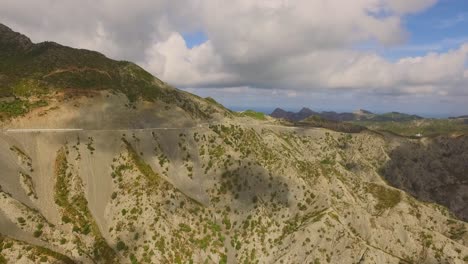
xmin=182 ymin=31 xmax=208 ymax=49
xmin=381 ymin=0 xmax=468 ymax=59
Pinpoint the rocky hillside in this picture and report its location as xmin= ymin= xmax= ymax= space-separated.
xmin=1 ymin=25 xmax=468 ymax=264
xmin=2 ymin=111 xmax=468 ymax=264
xmin=0 ymin=23 xmax=224 ymax=121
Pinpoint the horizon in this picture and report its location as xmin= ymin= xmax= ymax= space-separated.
xmin=226 ymin=105 xmax=460 ymax=119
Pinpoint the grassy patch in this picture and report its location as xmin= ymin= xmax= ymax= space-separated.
xmin=0 ymin=99 xmax=28 ymax=117
xmin=0 ymin=99 xmax=48 ymax=119
xmin=366 ymin=183 xmax=401 ymax=212
xmin=239 ymin=110 xmax=266 ymax=120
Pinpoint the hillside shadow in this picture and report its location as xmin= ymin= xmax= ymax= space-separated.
xmin=215 ymin=164 xmax=291 ymax=209
xmin=120 ymin=128 xmax=292 ymax=211
xmin=380 ymin=135 xmax=468 ymax=221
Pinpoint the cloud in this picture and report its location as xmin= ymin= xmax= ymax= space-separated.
xmin=386 ymin=0 xmax=437 ymax=14
xmin=2 ymin=0 xmax=467 ymax=102
xmin=0 ymin=0 xmax=199 ymax=61
xmin=148 ymin=34 xmax=468 ymax=97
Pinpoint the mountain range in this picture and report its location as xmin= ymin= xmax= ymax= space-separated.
xmin=270 ymin=107 xmax=424 ymax=122
xmin=0 ymin=24 xmax=468 ymax=264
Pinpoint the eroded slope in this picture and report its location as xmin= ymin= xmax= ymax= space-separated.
xmin=1 ymin=102 xmax=468 ymax=263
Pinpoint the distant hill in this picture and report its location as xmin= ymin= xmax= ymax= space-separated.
xmin=297 ymin=115 xmax=366 ymax=133
xmin=270 ymin=107 xmax=423 ymax=122
xmin=369 ymin=112 xmax=423 ymax=122
xmin=449 ymin=115 xmax=468 ymax=120
xmin=448 ymin=115 xmax=468 ymax=124
xmin=270 ymin=107 xmax=317 ymax=121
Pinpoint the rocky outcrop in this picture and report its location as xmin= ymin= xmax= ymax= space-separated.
xmin=0 ymin=24 xmax=33 ymax=53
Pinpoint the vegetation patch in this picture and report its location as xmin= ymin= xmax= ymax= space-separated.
xmin=239 ymin=110 xmax=267 ymax=120
xmin=0 ymin=99 xmax=48 ymax=119
xmin=54 ymin=147 xmax=116 ymax=263
xmin=122 ymin=138 xmax=160 ymax=187
xmin=20 ymin=172 xmax=37 ymax=199
xmin=366 ymin=183 xmax=401 ymax=212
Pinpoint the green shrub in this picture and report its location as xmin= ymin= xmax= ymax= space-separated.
xmin=116 ymin=241 xmax=126 ymax=251
xmin=130 ymin=254 xmax=139 ymax=264
xmin=33 ymin=230 xmax=43 ymax=238
xmin=179 ymin=223 xmax=192 ymax=232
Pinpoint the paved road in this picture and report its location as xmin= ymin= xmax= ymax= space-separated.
xmin=4 ymin=128 xmax=84 ymax=133
xmin=1 ymin=123 xmax=211 ymax=133
xmin=1 ymin=122 xmax=302 ymax=134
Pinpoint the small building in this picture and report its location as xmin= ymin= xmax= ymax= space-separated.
xmin=415 ymin=133 xmax=423 ymax=138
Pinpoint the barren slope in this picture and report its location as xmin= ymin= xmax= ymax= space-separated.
xmin=0 ymin=94 xmax=467 ymax=264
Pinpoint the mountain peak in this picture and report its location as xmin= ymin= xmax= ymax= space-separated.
xmin=0 ymin=23 xmax=33 ymax=52
xmin=271 ymin=107 xmax=286 ymax=114
xmin=353 ymin=109 xmax=373 ymax=115
xmin=298 ymin=107 xmax=315 ymax=114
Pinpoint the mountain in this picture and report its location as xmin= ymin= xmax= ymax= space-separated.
xmin=319 ymin=111 xmax=356 ymax=121
xmin=0 ymin=24 xmax=221 ymax=121
xmin=270 ymin=107 xmax=318 ymax=121
xmin=1 ymin=24 xmax=468 ymax=264
xmin=353 ymin=109 xmax=374 ymax=116
xmin=270 ymin=107 xmax=423 ymax=123
xmin=270 ymin=107 xmax=371 ymax=122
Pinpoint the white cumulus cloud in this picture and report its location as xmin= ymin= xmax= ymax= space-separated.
xmin=1 ymin=0 xmax=467 ymax=104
